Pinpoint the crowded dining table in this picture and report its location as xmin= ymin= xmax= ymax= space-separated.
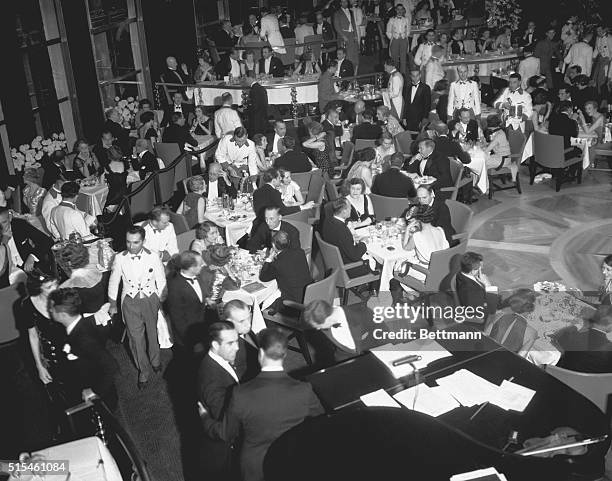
xmin=202 ymin=193 xmax=256 ymax=245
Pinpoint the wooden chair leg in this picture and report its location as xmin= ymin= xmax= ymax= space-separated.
xmin=488 ymin=175 xmax=493 ymax=199
xmin=295 ymin=332 xmax=313 ymax=366
xmin=342 ymin=288 xmax=349 ymax=305
xmin=555 ymin=169 xmax=562 ymax=192
xmin=577 ymin=165 xmax=583 ymax=184
xmin=515 ymin=173 xmax=522 ymax=194
xmin=528 ymin=160 xmax=536 ymax=185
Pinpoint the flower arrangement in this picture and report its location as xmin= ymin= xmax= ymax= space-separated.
xmin=11 ymin=133 xmax=67 ymax=172
xmin=485 ymin=0 xmax=522 ymax=32
xmin=114 ymin=96 xmax=139 ymax=129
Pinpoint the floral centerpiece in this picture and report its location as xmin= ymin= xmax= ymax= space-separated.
xmin=485 ymin=0 xmax=522 ymax=32
xmin=114 ymin=96 xmax=139 ymax=129
xmin=11 ymin=133 xmax=67 ymax=172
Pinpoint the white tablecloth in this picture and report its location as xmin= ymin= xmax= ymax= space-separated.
xmin=9 ymin=436 xmax=122 ymax=481
xmin=193 ymin=82 xmax=318 ymax=106
xmin=366 ymin=237 xmax=411 ymax=292
xmin=77 ymin=184 xmax=109 ymax=217
xmin=203 ymin=205 xmax=256 ymax=245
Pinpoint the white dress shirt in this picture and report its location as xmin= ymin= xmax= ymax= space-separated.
xmin=386 ymin=69 xmax=404 ymax=118
xmin=518 ymin=56 xmax=541 ymax=89
xmin=414 ymin=42 xmax=435 ymax=66
xmin=66 ymin=316 xmax=82 ymax=336
xmin=271 ymin=133 xmax=284 ymax=154
xmin=214 ymin=106 xmax=243 ymax=138
xmin=229 ymin=58 xmax=241 ymax=78
xmin=173 ymin=103 xmax=183 ymax=113
xmin=108 ymin=248 xmax=166 ymax=301
xmin=386 ymin=15 xmax=411 ymax=40
xmin=264 ymin=57 xmax=272 ymax=74
xmin=208 ymin=350 xmax=240 ymax=383
xmin=214 ymin=134 xmax=259 ymax=176
xmin=207 ymin=179 xmax=219 ymax=201
xmin=410 ymin=82 xmax=420 ymax=103
xmin=181 ymin=273 xmax=203 ymax=302
xmin=139 ymin=221 xmax=179 ymax=257
xmin=447 ymin=79 xmax=481 ymax=116
xmin=337 ymin=58 xmax=345 ymax=76
xmin=330 ymin=307 xmax=356 ymax=351
xmin=41 ymin=188 xmax=62 ymax=227
xmin=564 ymin=42 xmax=593 ymax=77
xmin=48 ymin=201 xmax=96 ymax=240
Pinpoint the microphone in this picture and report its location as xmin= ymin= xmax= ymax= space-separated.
xmin=391 ymin=354 xmax=422 ymax=367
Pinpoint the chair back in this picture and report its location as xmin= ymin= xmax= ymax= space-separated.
xmin=314 ymin=231 xmax=351 ymax=287
xmin=354 ymin=139 xmax=377 ymax=152
xmin=284 ymin=209 xmax=312 ymax=224
xmin=304 ymin=34 xmax=323 ymax=63
xmin=394 ymin=131 xmax=414 ymax=154
xmin=279 ymin=38 xmax=296 ymax=67
xmin=338 ymin=141 xmax=355 ymax=170
xmin=533 ymin=131 xmax=565 ymax=169
xmin=177 ymin=229 xmax=196 ymax=252
xmin=155 ymin=168 xmax=176 ymax=204
xmin=291 ymin=171 xmax=314 ymax=196
xmin=169 ymin=211 xmax=190 ymax=235
xmin=325 ymin=180 xmax=340 ymax=201
xmin=0 ymin=283 xmax=23 ymax=343
xmin=155 ymin=143 xmax=181 ymax=168
xmin=545 ymin=364 xmax=612 ymax=414
xmin=303 ymin=269 xmax=338 ymax=305
xmin=370 ymin=193 xmax=410 ymax=221
xmin=129 ymin=180 xmax=156 ymax=220
xmin=445 ymin=199 xmax=473 ymax=237
xmin=174 ymin=153 xmax=191 ymax=184
xmin=423 ymin=241 xmax=468 ymax=291
xmin=285 ymin=219 xmax=314 ymax=264
xmin=508 ymin=128 xmax=527 ymax=157
xmin=306 ymin=170 xmax=325 ymax=203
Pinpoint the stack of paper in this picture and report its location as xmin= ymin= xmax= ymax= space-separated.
xmin=393 ymin=384 xmax=460 ymax=417
xmin=435 ymin=370 xmax=536 ymax=413
xmin=371 ymin=341 xmax=452 ymax=379
xmin=450 ymin=467 xmax=508 ymax=480
xmin=359 ymin=389 xmax=401 ymax=408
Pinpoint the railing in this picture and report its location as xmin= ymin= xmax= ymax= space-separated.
xmin=100 ymin=139 xmax=219 ymax=230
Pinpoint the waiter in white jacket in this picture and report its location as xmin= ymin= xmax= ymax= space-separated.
xmin=493 ymin=72 xmax=533 ymax=132
xmin=447 ymin=64 xmax=481 ymax=119
xmin=384 ymin=58 xmax=404 ymax=120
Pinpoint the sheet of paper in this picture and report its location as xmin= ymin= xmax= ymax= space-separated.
xmin=360 ymin=389 xmax=401 ymax=408
xmin=435 ymin=369 xmax=500 ymax=407
xmin=489 ymin=380 xmax=536 ymax=412
xmin=450 ymin=467 xmax=507 ymax=480
xmin=371 ymin=341 xmax=452 ymax=379
xmin=393 ymin=384 xmax=460 ymax=417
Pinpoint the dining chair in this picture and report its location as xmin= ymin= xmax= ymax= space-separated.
xmin=129 ymin=180 xmax=156 ymax=220
xmin=369 ymin=193 xmax=410 ymax=222
xmin=545 ymin=365 xmax=612 ymax=414
xmin=155 ymin=143 xmax=181 ymax=168
xmin=177 ymin=229 xmax=196 ymax=252
xmin=285 ymin=219 xmax=313 ymax=267
xmin=169 ymin=211 xmax=190 ymax=235
xmin=315 ymin=232 xmax=380 ymax=305
xmin=155 ymin=168 xmax=176 ymax=205
xmin=291 ymin=171 xmax=314 ymax=198
xmin=445 ymin=199 xmax=473 ymax=242
xmin=334 ymin=141 xmax=355 ymax=180
xmin=263 ymin=269 xmax=339 ymax=365
xmin=354 ymin=139 xmax=377 ymax=152
xmin=440 ymin=157 xmax=472 ymax=202
xmin=394 ymin=130 xmax=414 ymax=155
xmin=530 ymin=131 xmax=583 ymax=192
xmin=488 ymin=129 xmax=525 ymax=199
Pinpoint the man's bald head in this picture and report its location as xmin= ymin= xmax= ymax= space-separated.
xmin=354 ymin=100 xmax=366 ymax=114
xmin=457 ymin=65 xmax=468 ymax=80
xmin=166 ymin=56 xmax=177 ymax=69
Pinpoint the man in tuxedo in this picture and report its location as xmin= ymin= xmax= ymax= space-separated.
xmin=351 ymin=110 xmax=382 ymax=142
xmin=333 ymin=0 xmax=360 ymax=74
xmin=548 ymin=102 xmax=579 ymax=149
xmin=205 ymin=162 xmax=237 ymax=201
xmin=49 ymin=288 xmax=119 ymax=410
xmin=213 ymin=20 xmax=237 ymax=53
xmin=166 ymin=251 xmax=208 ymax=355
xmin=252 ymin=169 xmax=314 ymax=231
xmin=521 ymin=20 xmax=538 ymax=48
xmin=0 ymin=207 xmax=53 ymax=279
xmin=223 ymin=300 xmax=260 ymax=381
xmin=432 ymin=121 xmax=471 ymax=164
xmin=556 ymin=305 xmax=612 ymax=373
xmin=248 ymin=76 xmax=269 ymax=135
xmin=336 ymin=47 xmax=355 ymax=85
xmin=197 ymin=321 xmax=240 ymax=480
xmin=247 ymin=206 xmax=300 ymax=253
xmin=273 ymin=137 xmax=312 ymax=173
xmin=404 ymin=140 xmax=453 ymax=194
xmin=449 ymin=108 xmax=482 ymax=143
xmin=456 ymin=252 xmax=497 ymax=328
xmin=404 ymin=70 xmax=431 ymax=131
xmin=216 ymin=48 xmax=242 ymax=79
xmin=42 ymin=150 xmax=69 ymax=189
xmin=259 ymin=230 xmax=312 ymax=309
xmin=257 ymin=46 xmax=284 ymax=77
xmin=92 ymin=131 xmax=120 ymax=170
xmin=160 ymin=56 xmax=187 ymax=103
xmin=371 ymin=153 xmax=416 ymax=198
xmin=304 ymin=300 xmax=385 ymax=366
xmin=415 ymin=185 xmax=456 ymax=244
xmin=199 ymin=328 xmax=324 ymax=481
xmin=103 ymin=107 xmax=130 ymax=155
xmin=162 ymin=113 xmax=199 ymax=152
xmin=266 ymin=121 xmax=290 ymax=157
xmin=314 ymin=11 xmax=335 ymax=41
xmin=131 ymin=139 xmax=160 ymax=180
xmin=162 ymin=92 xmax=194 ymax=128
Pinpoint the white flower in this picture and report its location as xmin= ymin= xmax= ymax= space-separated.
xmin=58 ymin=132 xmax=65 ymax=140
xmin=118 ymin=99 xmax=128 ymax=108
xmin=127 ymin=96 xmax=134 ymax=102
xmin=10 ymin=148 xmax=17 ymax=155
xmin=42 ymin=139 xmax=51 ymax=146
xmin=35 ymin=151 xmax=43 ymax=160
xmin=52 ymin=133 xmax=59 ymax=140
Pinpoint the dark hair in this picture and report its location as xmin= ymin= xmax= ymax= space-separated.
xmin=282 ymin=135 xmax=296 ymax=149
xmin=272 ymin=230 xmax=290 ymax=251
xmin=332 ymin=197 xmax=349 ymax=216
xmin=425 ymin=28 xmax=435 ymax=36
xmin=356 ymin=147 xmax=376 ymax=163
xmin=177 ymin=250 xmax=201 ymax=270
xmin=502 ymin=288 xmax=536 ymax=314
xmin=140 ymin=110 xmax=155 ymax=124
xmin=150 ymin=205 xmax=171 ymax=221
xmin=460 ymin=252 xmax=484 ymax=273
xmin=509 ymin=72 xmax=521 ymax=82
xmin=233 ymin=126 xmax=248 ymax=139
xmin=603 ymin=255 xmax=612 ymax=268
xmin=575 ymin=74 xmax=590 ymax=87
xmin=590 ymin=305 xmax=612 ymax=329
xmin=389 ymin=152 xmax=404 ymax=168
xmin=558 ymin=84 xmax=572 ymax=93
xmin=51 ymin=150 xmax=67 ymax=162
xmin=457 ymin=107 xmax=471 ymax=117
xmin=362 ymin=110 xmax=374 ymax=122
xmin=327 ymin=60 xmax=338 ymax=70
xmin=569 ymin=65 xmax=582 ymax=74
xmin=433 ymin=79 xmax=449 ymax=92
xmin=346 ymin=177 xmax=366 ymax=194
xmin=257 ymin=327 xmax=288 ymax=360
xmin=127 ymin=225 xmax=146 ymax=240
xmin=303 ymin=299 xmax=334 ymax=327
xmin=384 ymin=57 xmax=396 ymax=68
xmin=60 ymin=181 xmax=80 ymax=198
xmin=252 ymin=133 xmax=266 ymax=147
xmin=557 ymin=100 xmax=573 ymax=113
xmin=209 ymin=321 xmax=236 ymax=344
xmin=138 ymin=98 xmax=151 ymax=108
xmin=221 ymin=92 xmax=233 ymax=104
xmin=380 ymin=131 xmax=393 ymax=142
xmin=48 ymin=288 xmax=82 ymax=317
xmin=523 ymin=45 xmax=535 ymax=54
xmin=264 ymin=205 xmax=281 ymax=215
xmin=56 ymin=242 xmax=89 ymax=272
xmin=262 ymin=168 xmax=279 ymax=184
xmin=195 ymin=220 xmax=218 ymax=240
xmin=171 ymin=112 xmax=184 ymax=124
xmin=223 ymin=299 xmax=249 ymax=319
xmin=26 ymin=270 xmax=57 ymax=296
xmin=532 ymin=89 xmax=549 ymax=106
xmin=486 ymin=114 xmax=502 ymax=129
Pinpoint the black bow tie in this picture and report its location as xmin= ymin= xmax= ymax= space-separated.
xmin=331 ymin=323 xmax=341 ymax=328
xmin=131 ymin=255 xmax=141 ymax=260
xmin=459 ymin=81 xmax=466 ymax=84
xmin=152 ymin=228 xmax=163 ymax=233
xmin=184 ymin=277 xmax=196 ymax=284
